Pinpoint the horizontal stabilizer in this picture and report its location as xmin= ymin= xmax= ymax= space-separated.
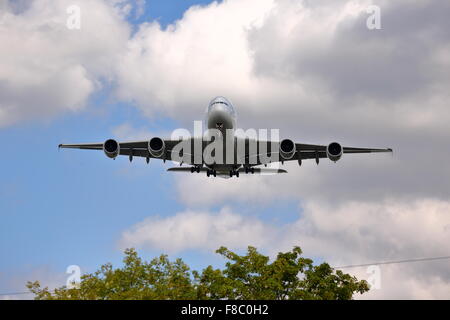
xmin=167 ymin=167 xmax=287 ymax=174
xmin=248 ymin=168 xmax=288 ymax=174
xmin=167 ymin=167 xmax=208 ymax=172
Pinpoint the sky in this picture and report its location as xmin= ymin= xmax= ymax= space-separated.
xmin=0 ymin=0 xmax=450 ymax=299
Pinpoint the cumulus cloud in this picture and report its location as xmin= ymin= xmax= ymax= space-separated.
xmin=115 ymin=0 xmax=450 ymax=201
xmin=171 ymin=161 xmax=450 ymax=299
xmin=3 ymin=0 xmax=450 ymax=138
xmin=135 ymin=0 xmax=146 ymax=19
xmin=352 ymin=263 xmax=450 ymax=300
xmin=282 ymin=199 xmax=450 ymax=263
xmin=119 ymin=207 xmax=274 ymax=252
xmin=115 ymin=0 xmax=450 ymax=134
xmin=0 ymin=0 xmax=131 ymax=126
xmin=292 ymin=198 xmax=450 ymax=299
xmin=115 ymin=0 xmax=275 ymax=121
xmin=112 ymin=122 xmax=172 ymax=141
xmin=113 ymin=1 xmax=450 ymax=298
xmin=120 ymin=199 xmax=450 ymax=299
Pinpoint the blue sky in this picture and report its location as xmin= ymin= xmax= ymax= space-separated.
xmin=0 ymin=98 xmax=299 ymax=290
xmin=0 ymin=97 xmax=303 ymax=295
xmin=134 ymin=0 xmax=219 ymax=27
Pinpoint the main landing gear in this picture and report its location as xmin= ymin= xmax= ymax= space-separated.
xmin=190 ymin=166 xmax=201 ymax=173
xmin=206 ymin=169 xmax=217 ymax=177
xmin=229 ymin=170 xmax=239 ymax=178
xmin=244 ymin=166 xmax=255 ymax=174
xmin=228 ymin=166 xmax=255 ymax=178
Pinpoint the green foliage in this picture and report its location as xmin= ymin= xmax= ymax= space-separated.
xmin=27 ymin=246 xmax=369 ymax=300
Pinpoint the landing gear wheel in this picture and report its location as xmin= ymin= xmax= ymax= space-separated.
xmin=207 ymin=170 xmax=210 ymax=177
xmin=236 ymin=170 xmax=239 ymax=178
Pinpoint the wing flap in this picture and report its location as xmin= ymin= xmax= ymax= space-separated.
xmin=119 ymin=148 xmax=150 ymax=158
xmin=243 ymin=168 xmax=287 ymax=174
xmin=59 ymin=143 xmax=103 ymax=150
xmin=343 ymin=147 xmax=393 ymax=154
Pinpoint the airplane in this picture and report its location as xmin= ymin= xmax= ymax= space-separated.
xmin=59 ymin=96 xmax=392 ymax=178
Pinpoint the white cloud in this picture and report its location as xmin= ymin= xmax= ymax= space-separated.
xmin=115 ymin=0 xmax=450 ymax=202
xmin=135 ymin=0 xmax=146 ymax=19
xmin=352 ymin=264 xmax=450 ymax=300
xmin=4 ymin=0 xmax=449 ymax=140
xmin=283 ymin=199 xmax=450 ymax=263
xmin=119 ymin=207 xmax=274 ymax=252
xmin=111 ymin=122 xmax=172 ymax=141
xmin=121 ymin=198 xmax=450 ymax=299
xmin=0 ymin=0 xmax=131 ymax=126
xmin=115 ymin=0 xmax=275 ymax=121
xmin=283 ymin=198 xmax=450 ymax=299
xmin=114 ymin=0 xmax=450 ymax=134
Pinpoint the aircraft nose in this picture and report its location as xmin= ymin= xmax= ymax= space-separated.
xmin=208 ymin=106 xmax=233 ymax=130
xmin=210 ymin=102 xmax=227 ymax=113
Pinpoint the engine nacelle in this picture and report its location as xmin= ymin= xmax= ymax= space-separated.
xmin=327 ymin=142 xmax=343 ymax=162
xmin=103 ymin=139 xmax=120 ymax=159
xmin=280 ymin=139 xmax=296 ymax=160
xmin=148 ymin=137 xmax=165 ymax=158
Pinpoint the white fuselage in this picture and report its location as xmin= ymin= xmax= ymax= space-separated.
xmin=206 ymin=96 xmax=236 ymax=132
xmin=205 ymin=96 xmax=239 ymax=173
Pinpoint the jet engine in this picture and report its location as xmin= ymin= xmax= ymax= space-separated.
xmin=148 ymin=137 xmax=165 ymax=158
xmin=280 ymin=139 xmax=296 ymax=160
xmin=103 ymin=139 xmax=120 ymax=159
xmin=326 ymin=142 xmax=343 ymax=162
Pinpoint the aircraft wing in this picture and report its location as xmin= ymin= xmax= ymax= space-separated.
xmin=59 ymin=138 xmax=392 ymax=166
xmin=243 ymin=140 xmax=392 ymax=165
xmin=59 ymin=140 xmax=182 ymax=162
xmin=296 ymin=143 xmax=392 ymax=160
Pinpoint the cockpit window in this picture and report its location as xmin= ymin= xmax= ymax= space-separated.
xmin=207 ymin=97 xmax=236 ymax=117
xmin=212 ymin=101 xmax=228 ymax=106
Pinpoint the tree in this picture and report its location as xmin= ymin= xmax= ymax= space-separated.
xmin=27 ymin=246 xmax=369 ymax=300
